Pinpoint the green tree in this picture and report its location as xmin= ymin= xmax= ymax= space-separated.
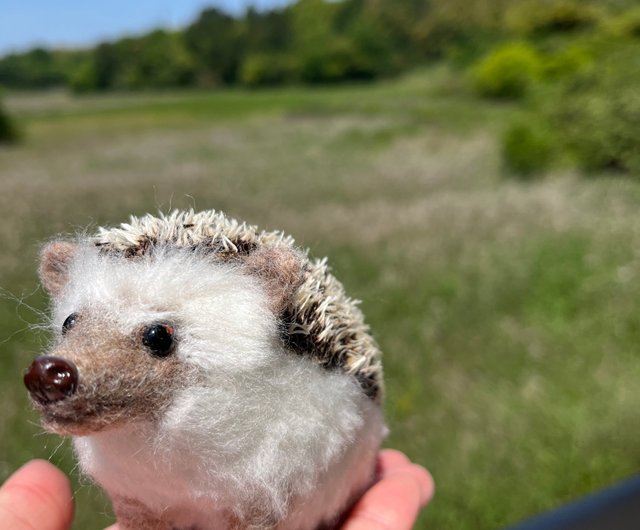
xmin=291 ymin=0 xmax=339 ymax=81
xmin=92 ymin=43 xmax=121 ymax=89
xmin=242 ymin=7 xmax=293 ymax=54
xmin=71 ymin=31 xmax=196 ymax=92
xmin=552 ymin=45 xmax=640 ymax=175
xmin=185 ymin=7 xmax=242 ymax=84
xmin=335 ymin=0 xmax=397 ymax=76
xmin=291 ymin=0 xmax=383 ymax=82
xmin=0 ymin=47 xmax=86 ymax=88
xmin=121 ymin=30 xmax=195 ymax=89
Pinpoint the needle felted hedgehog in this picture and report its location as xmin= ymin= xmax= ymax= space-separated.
xmin=24 ymin=209 xmax=385 ymax=530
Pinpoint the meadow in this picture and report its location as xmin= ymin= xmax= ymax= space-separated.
xmin=1 ymin=68 xmax=639 ymax=529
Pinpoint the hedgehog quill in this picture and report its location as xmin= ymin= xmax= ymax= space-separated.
xmin=24 ymin=209 xmax=386 ymax=530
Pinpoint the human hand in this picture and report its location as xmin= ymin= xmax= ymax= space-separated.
xmin=0 ymin=451 xmax=433 ymax=530
xmin=0 ymin=459 xmax=74 ymax=530
xmin=340 ymin=449 xmax=434 ymax=530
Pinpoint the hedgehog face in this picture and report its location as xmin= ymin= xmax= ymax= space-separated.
xmin=25 ymin=312 xmax=190 ymax=436
xmin=28 ymin=241 xmax=289 ymax=436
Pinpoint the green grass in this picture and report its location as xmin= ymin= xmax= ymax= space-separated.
xmin=1 ymin=68 xmax=639 ymax=529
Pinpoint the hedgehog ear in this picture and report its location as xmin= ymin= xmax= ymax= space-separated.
xmin=243 ymin=246 xmax=304 ymax=314
xmin=39 ymin=241 xmax=77 ymax=297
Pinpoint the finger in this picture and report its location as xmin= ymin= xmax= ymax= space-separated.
xmin=385 ymin=464 xmax=435 ymax=506
xmin=376 ymin=449 xmax=411 ymax=476
xmin=104 ymin=525 xmax=119 ymax=530
xmin=377 ymin=451 xmax=434 ymax=506
xmin=0 ymin=460 xmax=74 ymax=530
xmin=341 ymin=466 xmax=434 ymax=530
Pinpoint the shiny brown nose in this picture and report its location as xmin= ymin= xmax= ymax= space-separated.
xmin=24 ymin=356 xmax=78 ymax=404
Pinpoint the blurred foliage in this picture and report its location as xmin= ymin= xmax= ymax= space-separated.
xmin=471 ymin=42 xmax=542 ymax=99
xmin=184 ymin=8 xmax=243 ymax=85
xmin=240 ymin=53 xmax=295 ymax=87
xmin=605 ymin=6 xmax=640 ymax=38
xmin=0 ymin=0 xmax=637 ymax=92
xmin=0 ymin=0 xmax=639 ymax=180
xmin=539 ymin=44 xmax=593 ymax=80
xmin=504 ymin=0 xmax=602 ymax=36
xmin=550 ymin=46 xmax=640 ymax=175
xmin=0 ymin=47 xmax=88 ymax=88
xmin=502 ymin=120 xmax=554 ymax=177
xmin=0 ymin=96 xmax=19 ymax=144
xmin=71 ymin=30 xmax=196 ymax=92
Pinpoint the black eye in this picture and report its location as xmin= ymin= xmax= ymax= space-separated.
xmin=62 ymin=313 xmax=78 ymax=335
xmin=142 ymin=323 xmax=175 ymax=357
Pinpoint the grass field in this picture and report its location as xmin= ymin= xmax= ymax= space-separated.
xmin=1 ymin=68 xmax=639 ymax=529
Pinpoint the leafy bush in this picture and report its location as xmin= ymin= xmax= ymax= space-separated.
xmin=297 ymin=38 xmax=377 ymax=83
xmin=69 ymin=61 xmax=97 ymax=93
xmin=0 ymin=48 xmax=84 ymax=89
xmin=0 ymin=99 xmax=19 ymax=144
xmin=506 ymin=1 xmax=601 ymax=36
xmin=541 ymin=45 xmax=592 ymax=80
xmin=70 ymin=32 xmax=196 ymax=92
xmin=471 ymin=42 xmax=542 ymax=99
xmin=240 ymin=53 xmax=294 ymax=87
xmin=551 ymin=47 xmax=640 ymax=175
xmin=502 ymin=120 xmax=554 ymax=177
xmin=607 ymin=7 xmax=640 ymax=38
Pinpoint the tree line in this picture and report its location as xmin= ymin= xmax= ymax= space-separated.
xmin=0 ymin=0 xmax=632 ymax=92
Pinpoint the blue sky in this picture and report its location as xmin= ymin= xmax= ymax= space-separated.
xmin=0 ymin=0 xmax=291 ymax=54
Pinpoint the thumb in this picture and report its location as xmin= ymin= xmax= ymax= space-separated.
xmin=0 ymin=460 xmax=74 ymax=530
xmin=341 ymin=464 xmax=434 ymax=530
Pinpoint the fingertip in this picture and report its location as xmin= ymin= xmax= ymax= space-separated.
xmin=409 ymin=464 xmax=435 ymax=506
xmin=377 ymin=453 xmax=435 ymax=507
xmin=15 ymin=459 xmax=73 ymax=492
xmin=376 ymin=449 xmax=411 ymax=475
xmin=343 ymin=466 xmax=432 ymax=530
xmin=0 ymin=459 xmax=74 ymax=530
xmin=383 ymin=464 xmax=434 ymax=506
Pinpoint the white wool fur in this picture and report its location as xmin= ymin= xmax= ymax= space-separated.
xmin=54 ymin=245 xmax=385 ymax=529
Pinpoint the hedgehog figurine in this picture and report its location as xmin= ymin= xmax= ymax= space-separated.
xmin=24 ymin=209 xmax=385 ymax=530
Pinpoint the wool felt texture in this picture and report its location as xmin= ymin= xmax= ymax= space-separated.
xmin=31 ymin=210 xmax=386 ymax=530
xmin=94 ymin=209 xmax=383 ymax=401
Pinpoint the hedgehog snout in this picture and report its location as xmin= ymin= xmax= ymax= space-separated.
xmin=24 ymin=356 xmax=79 ymax=405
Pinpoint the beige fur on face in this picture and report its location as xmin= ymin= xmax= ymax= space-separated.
xmin=35 ymin=314 xmax=192 ymax=436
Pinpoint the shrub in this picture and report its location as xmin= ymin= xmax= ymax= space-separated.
xmin=471 ymin=42 xmax=542 ymax=99
xmin=297 ymin=38 xmax=377 ymax=83
xmin=0 ymin=99 xmax=19 ymax=144
xmin=69 ymin=61 xmax=98 ymax=93
xmin=506 ymin=1 xmax=601 ymax=36
xmin=556 ymin=90 xmax=640 ymax=174
xmin=541 ymin=45 xmax=592 ymax=81
xmin=551 ymin=47 xmax=640 ymax=175
xmin=502 ymin=120 xmax=554 ymax=177
xmin=607 ymin=7 xmax=640 ymax=39
xmin=240 ymin=53 xmax=294 ymax=87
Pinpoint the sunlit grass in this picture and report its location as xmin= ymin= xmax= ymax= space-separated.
xmin=1 ymin=68 xmax=639 ymax=529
